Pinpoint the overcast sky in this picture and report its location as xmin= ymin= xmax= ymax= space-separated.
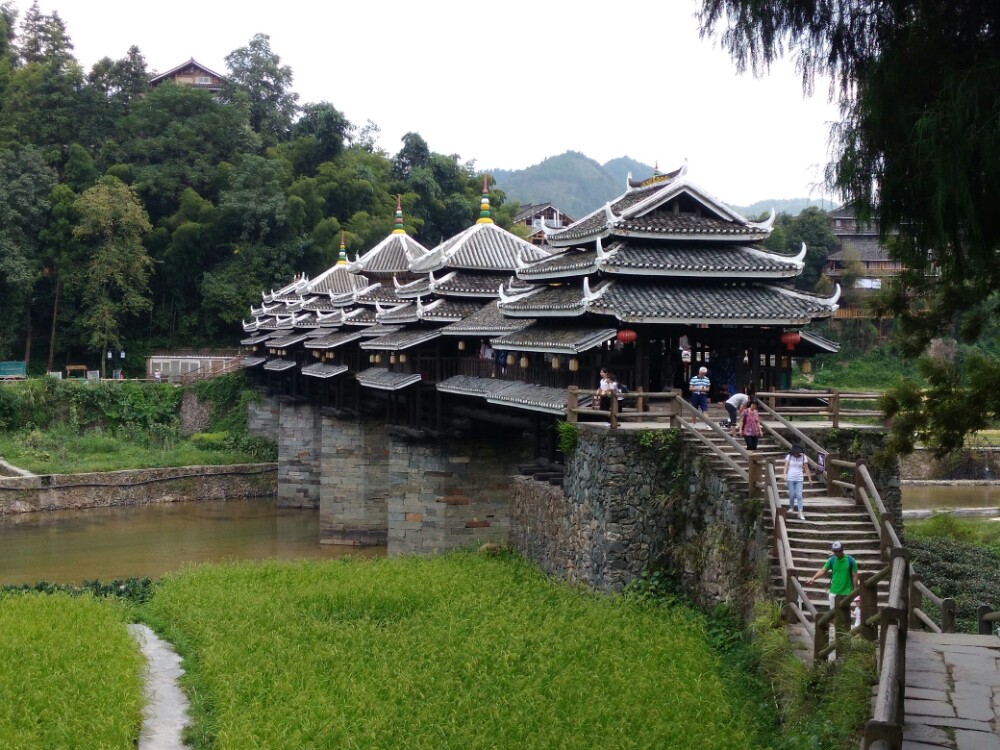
xmin=10 ymin=0 xmax=843 ymax=206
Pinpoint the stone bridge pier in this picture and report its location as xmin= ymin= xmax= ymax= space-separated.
xmin=268 ymin=399 xmax=531 ymax=555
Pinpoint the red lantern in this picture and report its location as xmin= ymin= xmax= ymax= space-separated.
xmin=616 ymin=329 xmax=637 ymax=344
xmin=780 ymin=331 xmax=801 ymax=351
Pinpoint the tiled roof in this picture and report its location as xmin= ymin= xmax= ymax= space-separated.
xmin=603 ymin=242 xmax=801 ymax=277
xmin=490 ymin=325 xmax=617 ymax=354
xmin=348 ymin=233 xmax=430 ymax=276
xmin=440 ymin=302 xmax=535 ymax=336
xmin=263 ymin=358 xmax=297 ymax=372
xmin=548 ymin=177 xmax=760 ymax=243
xmin=589 ymin=281 xmax=838 ymax=325
xmin=799 ymin=330 xmax=840 ymax=353
xmin=301 ymin=363 xmax=348 ymax=379
xmin=616 ymin=214 xmax=767 ymax=238
xmin=342 ymin=308 xmax=379 ymax=326
xmin=828 ymin=236 xmax=895 ymax=262
xmin=486 ymin=382 xmax=581 ymax=415
xmin=304 ymin=330 xmax=366 ymax=349
xmin=301 ymin=296 xmax=340 ymax=312
xmin=437 ymin=375 xmax=520 ymax=399
xmin=240 ymin=333 xmax=272 ymax=346
xmin=419 ymin=299 xmax=482 ymax=322
xmin=360 ymin=328 xmax=442 ymax=351
xmin=393 ymin=277 xmax=432 ymax=298
xmin=308 ymin=264 xmax=370 ymax=296
xmin=356 ymin=284 xmax=409 ymax=305
xmin=267 ymin=332 xmax=313 ymax=348
xmin=516 ymin=249 xmax=599 ymax=280
xmin=497 ymin=284 xmax=587 ymax=317
xmin=412 ymin=222 xmax=551 ymax=273
xmin=354 ymin=367 xmax=422 ymax=391
xmin=431 ymin=271 xmax=512 ymax=297
xmin=242 ymin=356 xmax=266 ymax=367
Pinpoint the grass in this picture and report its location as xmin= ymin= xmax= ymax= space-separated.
xmin=142 ymin=553 xmax=756 ymax=750
xmin=0 ymin=427 xmax=269 ymax=474
xmin=908 ymin=513 xmax=1000 ymax=548
xmin=0 ymin=592 xmax=143 ymax=749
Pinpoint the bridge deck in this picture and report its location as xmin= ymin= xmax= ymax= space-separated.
xmin=898 ymin=631 xmax=1000 ymax=749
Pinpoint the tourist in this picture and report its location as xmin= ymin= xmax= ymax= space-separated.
xmin=153 ymin=369 xmax=162 ymax=383
xmin=782 ymin=443 xmax=812 ymax=519
xmin=595 ymin=368 xmax=619 ymax=411
xmin=688 ymin=366 xmax=711 ymax=424
xmin=739 ymin=400 xmax=762 ymax=450
xmin=806 ymin=541 xmax=860 ymax=622
xmin=725 ymin=391 xmax=749 ymax=430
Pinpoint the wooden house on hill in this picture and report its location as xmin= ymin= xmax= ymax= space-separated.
xmin=513 ymin=202 xmax=575 ymax=245
xmin=824 ymin=204 xmax=904 ymax=319
xmin=240 ymin=166 xmax=840 ymax=442
xmin=149 ymin=58 xmax=225 ymax=93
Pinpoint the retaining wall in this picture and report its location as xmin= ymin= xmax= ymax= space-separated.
xmin=0 ymin=464 xmax=276 ymax=514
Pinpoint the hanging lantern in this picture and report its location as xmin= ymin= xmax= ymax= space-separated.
xmin=506 ymin=353 xmax=516 ymax=367
xmin=780 ymin=331 xmax=801 ymax=351
xmin=399 ymin=353 xmax=407 ymax=364
xmin=801 ymin=360 xmax=812 ymax=374
xmin=390 ymin=353 xmax=397 ymax=364
xmin=458 ymin=340 xmax=466 ymax=351
xmin=552 ymin=356 xmax=561 ymax=370
xmin=375 ymin=354 xmax=382 ymax=364
xmin=369 ymin=354 xmax=375 ymax=364
xmin=520 ymin=355 xmax=529 ymax=369
xmin=569 ymin=357 xmax=579 ymax=372
xmin=616 ymin=329 xmax=637 ymax=344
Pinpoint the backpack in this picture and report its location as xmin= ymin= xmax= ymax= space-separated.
xmin=827 ymin=555 xmax=856 ymax=573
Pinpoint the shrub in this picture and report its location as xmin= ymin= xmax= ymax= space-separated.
xmin=189 ymin=432 xmax=229 ymax=451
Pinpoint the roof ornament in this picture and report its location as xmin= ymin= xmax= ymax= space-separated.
xmin=337 ymin=232 xmax=348 ymax=265
xmin=392 ymin=194 xmax=406 ymax=235
xmin=828 ymin=283 xmax=842 ymax=306
xmin=678 ymin=158 xmax=688 ymax=178
xmin=603 ymin=201 xmax=619 ymax=226
xmin=792 ymin=242 xmax=807 ymax=264
xmin=476 ymin=175 xmax=494 ymax=224
xmin=415 ymin=295 xmax=424 ymax=318
xmin=497 ymin=281 xmax=535 ymax=304
xmin=427 ymin=270 xmax=437 ymax=292
xmin=375 ymin=301 xmax=386 ymax=315
xmin=594 ymin=236 xmax=612 ymax=263
xmin=582 ymin=277 xmax=610 ymax=303
xmin=748 ymin=207 xmax=776 ymax=231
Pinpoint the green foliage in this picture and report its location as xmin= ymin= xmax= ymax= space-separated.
xmin=143 ymin=554 xmax=756 ymax=750
xmin=0 ymin=592 xmax=144 ymax=750
xmin=189 ymin=432 xmax=228 ymax=450
xmin=1 ymin=576 xmax=157 ymax=605
xmin=555 ymin=420 xmax=578 ymax=456
xmin=637 ymin=428 xmax=688 ymax=503
xmin=908 ymin=534 xmax=1000 ymax=632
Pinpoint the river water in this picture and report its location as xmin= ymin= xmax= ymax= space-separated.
xmin=0 ymin=498 xmax=382 ymax=586
xmin=1 ymin=484 xmax=997 ymax=586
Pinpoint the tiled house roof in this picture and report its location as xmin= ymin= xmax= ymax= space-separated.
xmin=412 ymin=222 xmax=551 ymax=273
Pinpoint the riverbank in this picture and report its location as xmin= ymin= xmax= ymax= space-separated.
xmin=0 ymin=463 xmax=276 ymax=515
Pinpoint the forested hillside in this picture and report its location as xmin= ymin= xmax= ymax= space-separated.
xmin=0 ymin=4 xmax=522 ymax=374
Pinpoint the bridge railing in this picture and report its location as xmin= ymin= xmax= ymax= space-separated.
xmin=756 ymin=389 xmax=883 ymax=428
xmin=566 ymin=387 xmax=679 ymax=429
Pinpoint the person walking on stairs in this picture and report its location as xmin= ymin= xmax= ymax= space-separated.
xmin=806 ymin=541 xmax=860 ymax=630
xmin=689 ymin=366 xmax=711 ymax=426
xmin=782 ymin=443 xmax=812 ymax=519
xmin=739 ymin=400 xmax=762 ymax=450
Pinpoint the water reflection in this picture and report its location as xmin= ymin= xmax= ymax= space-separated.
xmin=0 ymin=498 xmax=383 ymax=585
xmin=901 ymin=483 xmax=1000 ymax=512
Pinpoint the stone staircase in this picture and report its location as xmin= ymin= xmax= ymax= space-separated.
xmin=681 ymin=413 xmax=888 ymax=641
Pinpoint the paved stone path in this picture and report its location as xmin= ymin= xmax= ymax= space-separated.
xmin=903 ymin=631 xmax=1000 ymax=750
xmin=128 ymin=623 xmax=191 ymax=750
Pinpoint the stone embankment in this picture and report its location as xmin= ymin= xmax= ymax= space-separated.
xmin=0 ymin=464 xmax=276 ymax=515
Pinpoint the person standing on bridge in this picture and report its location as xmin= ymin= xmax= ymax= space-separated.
xmin=688 ymin=366 xmax=711 ymax=425
xmin=806 ymin=541 xmax=860 ymax=629
xmin=782 ymin=443 xmax=812 ymax=520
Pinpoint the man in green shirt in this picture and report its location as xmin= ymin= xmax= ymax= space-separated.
xmin=806 ymin=541 xmax=860 ymax=629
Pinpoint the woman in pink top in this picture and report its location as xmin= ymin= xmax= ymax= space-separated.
xmin=740 ymin=400 xmax=762 ymax=450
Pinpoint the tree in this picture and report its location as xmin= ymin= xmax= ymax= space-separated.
xmin=72 ymin=177 xmax=153 ymax=375
xmin=699 ymin=0 xmax=1000 ymax=455
xmin=0 ymin=143 xmax=57 ymax=359
xmin=223 ymin=34 xmax=299 ymax=148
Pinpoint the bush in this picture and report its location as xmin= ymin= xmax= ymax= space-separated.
xmin=189 ymin=432 xmax=229 ymax=451
xmin=908 ymin=535 xmax=1000 ymax=631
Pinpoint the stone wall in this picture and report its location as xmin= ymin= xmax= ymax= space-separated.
xmin=0 ymin=464 xmax=276 ymax=514
xmin=388 ymin=435 xmax=530 ymax=556
xmin=179 ymin=390 xmax=212 ymax=435
xmin=319 ymin=416 xmax=389 ymax=546
xmin=276 ymin=399 xmax=321 ymax=508
xmin=248 ymin=394 xmax=279 ymax=440
xmin=510 ymin=424 xmax=769 ymax=612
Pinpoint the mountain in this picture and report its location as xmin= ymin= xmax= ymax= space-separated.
xmin=492 ymin=152 xmax=654 ymax=220
xmin=493 ymin=151 xmax=830 ymax=219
